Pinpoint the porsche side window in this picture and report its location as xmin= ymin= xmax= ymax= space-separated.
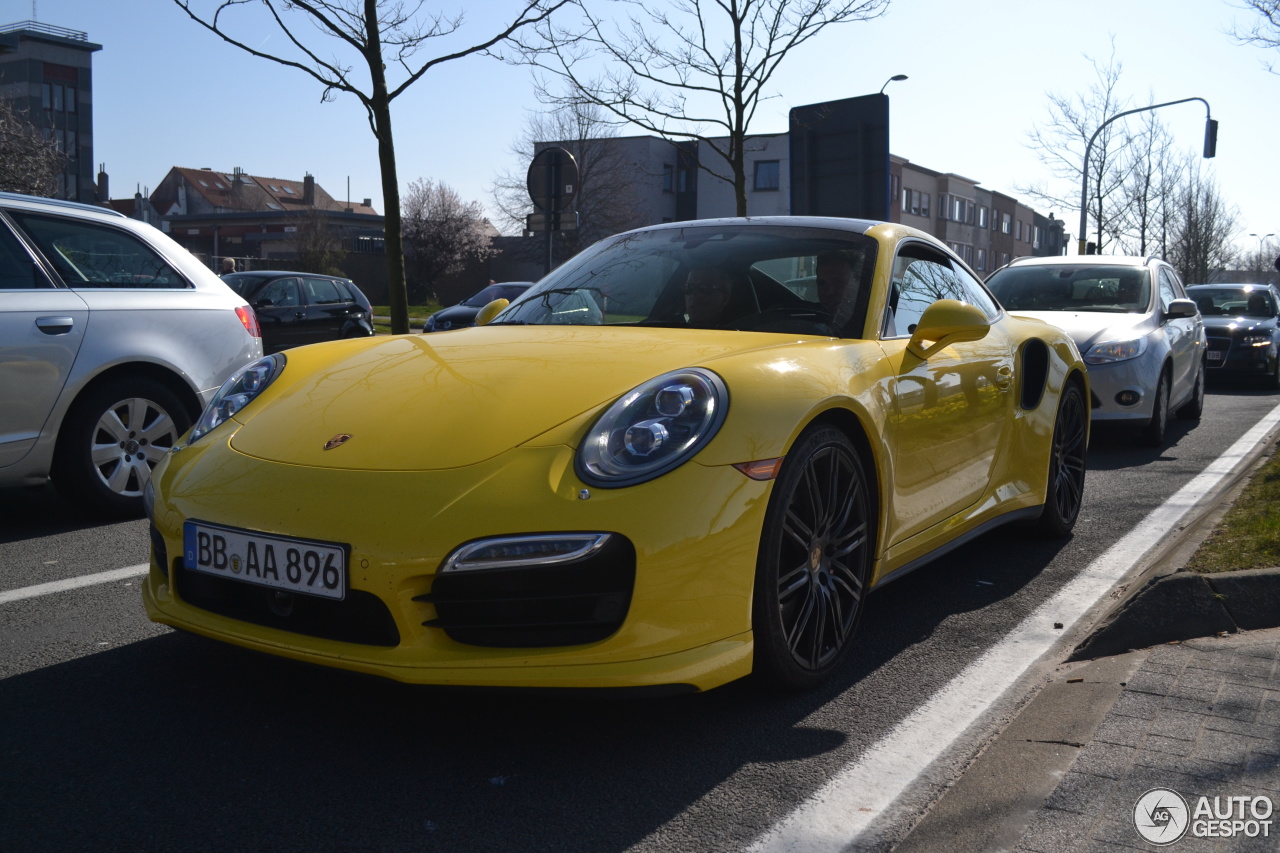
xmin=889 ymin=258 xmax=968 ymax=336
xmin=0 ymin=223 xmax=50 ymax=290
xmin=8 ymin=212 xmax=188 ymax=289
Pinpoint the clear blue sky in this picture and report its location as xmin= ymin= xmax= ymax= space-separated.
xmin=11 ymin=0 xmax=1279 ymax=254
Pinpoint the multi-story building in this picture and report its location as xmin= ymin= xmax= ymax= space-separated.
xmin=0 ymin=20 xmax=101 ymax=203
xmin=534 ymin=124 xmax=1066 ymax=271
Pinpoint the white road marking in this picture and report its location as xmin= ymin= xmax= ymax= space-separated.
xmin=749 ymin=401 xmax=1280 ymax=852
xmin=0 ymin=563 xmax=149 ymax=605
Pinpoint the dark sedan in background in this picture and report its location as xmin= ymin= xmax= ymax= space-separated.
xmin=1187 ymin=283 xmax=1280 ymax=387
xmin=424 ymin=281 xmax=534 ymax=332
xmin=221 ymin=271 xmax=374 ymax=354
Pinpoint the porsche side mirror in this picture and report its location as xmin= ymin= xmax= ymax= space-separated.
xmin=1165 ymin=298 xmax=1198 ymax=320
xmin=474 ymin=298 xmax=510 ymax=327
xmin=907 ymin=299 xmax=991 ymax=360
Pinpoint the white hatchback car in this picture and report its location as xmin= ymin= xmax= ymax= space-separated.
xmin=986 ymin=254 xmax=1206 ymax=446
xmin=0 ymin=192 xmax=262 ymax=516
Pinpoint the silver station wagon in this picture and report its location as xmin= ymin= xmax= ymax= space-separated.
xmin=0 ymin=192 xmax=262 ymax=516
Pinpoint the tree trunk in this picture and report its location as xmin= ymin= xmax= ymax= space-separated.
xmin=366 ymin=0 xmax=410 ymax=335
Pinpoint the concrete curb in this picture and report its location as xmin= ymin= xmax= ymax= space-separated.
xmin=1068 ymin=566 xmax=1280 ymax=660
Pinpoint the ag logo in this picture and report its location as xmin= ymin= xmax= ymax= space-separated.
xmin=1134 ymin=788 xmax=1190 ymax=844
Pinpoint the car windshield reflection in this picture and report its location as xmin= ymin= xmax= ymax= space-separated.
xmin=987 ymin=265 xmax=1152 ymax=314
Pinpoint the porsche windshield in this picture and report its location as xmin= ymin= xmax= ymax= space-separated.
xmin=493 ymin=224 xmax=877 ymax=338
xmin=986 ymin=265 xmax=1152 ymax=313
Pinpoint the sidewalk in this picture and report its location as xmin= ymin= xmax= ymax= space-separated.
xmin=897 ymin=629 xmax=1280 ymax=852
xmin=896 ymin=432 xmax=1280 ymax=851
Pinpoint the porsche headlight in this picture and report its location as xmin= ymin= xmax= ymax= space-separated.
xmin=576 ymin=368 xmax=728 ymax=487
xmin=1084 ymin=336 xmax=1148 ymax=365
xmin=188 ymin=353 xmax=285 ymax=444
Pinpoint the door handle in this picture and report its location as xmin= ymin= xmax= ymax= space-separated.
xmin=293 ymin=311 xmax=307 ymax=319
xmin=994 ymin=365 xmax=1013 ymax=391
xmin=36 ymin=316 xmax=75 ymax=335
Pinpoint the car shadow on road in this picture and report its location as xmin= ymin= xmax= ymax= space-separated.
xmin=0 ymin=483 xmax=127 ymax=543
xmin=0 ymin=522 xmax=1073 ymax=853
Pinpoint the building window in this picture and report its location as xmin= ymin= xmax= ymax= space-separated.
xmin=662 ymin=163 xmax=674 ymax=193
xmin=677 ymin=169 xmax=689 ymax=193
xmin=753 ymin=160 xmax=780 ymax=191
xmin=890 ymin=173 xmax=900 ymax=203
xmin=976 ymin=248 xmax=987 ymax=271
xmin=1033 ymin=226 xmax=1041 ymax=249
xmin=1001 ymin=213 xmax=1011 ymax=234
xmin=978 ymin=206 xmax=988 ymax=228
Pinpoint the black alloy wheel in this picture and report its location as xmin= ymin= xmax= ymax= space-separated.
xmin=1038 ymin=382 xmax=1087 ymax=537
xmin=752 ymin=425 xmax=872 ymax=690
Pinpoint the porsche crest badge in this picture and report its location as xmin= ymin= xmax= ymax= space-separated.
xmin=323 ymin=433 xmax=353 ymax=451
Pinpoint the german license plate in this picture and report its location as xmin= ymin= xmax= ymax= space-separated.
xmin=1207 ymin=350 xmax=1224 ymax=363
xmin=183 ymin=521 xmax=347 ymax=600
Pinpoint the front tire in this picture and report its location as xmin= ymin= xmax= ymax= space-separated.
xmin=1038 ymin=382 xmax=1087 ymax=537
xmin=52 ymin=377 xmax=192 ymax=517
xmin=752 ymin=426 xmax=873 ymax=691
xmin=1139 ymin=369 xmax=1170 ymax=447
xmin=1176 ymin=360 xmax=1205 ymax=420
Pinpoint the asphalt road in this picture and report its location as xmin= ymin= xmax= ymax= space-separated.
xmin=2 ymin=380 xmax=1278 ymax=853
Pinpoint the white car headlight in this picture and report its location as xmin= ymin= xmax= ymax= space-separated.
xmin=188 ymin=353 xmax=285 ymax=444
xmin=1084 ymin=336 xmax=1148 ymax=365
xmin=577 ymin=368 xmax=728 ymax=487
xmin=1243 ymin=334 xmax=1272 ymax=347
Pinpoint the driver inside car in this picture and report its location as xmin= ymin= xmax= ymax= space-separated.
xmin=683 ymin=267 xmax=734 ymax=327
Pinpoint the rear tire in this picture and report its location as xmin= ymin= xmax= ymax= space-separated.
xmin=1138 ymin=370 xmax=1170 ymax=447
xmin=52 ymin=377 xmax=192 ymax=518
xmin=1038 ymin=382 xmax=1087 ymax=537
xmin=752 ymin=426 xmax=872 ymax=691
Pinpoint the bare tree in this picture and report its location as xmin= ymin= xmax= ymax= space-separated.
xmin=491 ymin=93 xmax=646 ymax=263
xmin=522 ymin=0 xmax=889 ymax=216
xmin=290 ymin=207 xmax=349 ymax=276
xmin=401 ymin=178 xmax=496 ymax=302
xmin=1165 ymin=157 xmax=1239 ymax=285
xmin=1020 ymin=47 xmax=1132 ymax=254
xmin=1233 ymin=0 xmax=1280 ymax=71
xmin=1115 ymin=109 xmax=1176 ymax=256
xmin=0 ymin=97 xmax=64 ymax=196
xmin=173 ymin=0 xmax=568 ymax=334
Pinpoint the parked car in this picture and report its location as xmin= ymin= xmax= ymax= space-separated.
xmin=423 ymin=281 xmax=534 ymax=331
xmin=986 ymin=255 xmax=1205 ymax=446
xmin=0 ymin=191 xmax=262 ymax=516
xmin=144 ymin=218 xmax=1088 ymax=693
xmin=220 ymin=270 xmax=373 ymax=353
xmin=1186 ymin=283 xmax=1280 ymax=387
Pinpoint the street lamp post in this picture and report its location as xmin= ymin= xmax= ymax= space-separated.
xmin=879 ymin=74 xmax=907 ymax=94
xmin=1250 ymin=233 xmax=1276 ymax=282
xmin=1078 ymin=98 xmax=1217 ymax=255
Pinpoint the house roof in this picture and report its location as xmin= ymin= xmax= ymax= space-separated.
xmin=155 ymin=167 xmax=379 ymax=216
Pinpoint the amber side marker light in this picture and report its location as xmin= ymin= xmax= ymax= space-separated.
xmin=733 ymin=458 xmax=784 ymax=480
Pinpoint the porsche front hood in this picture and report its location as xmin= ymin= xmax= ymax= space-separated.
xmin=228 ymin=326 xmax=803 ymax=470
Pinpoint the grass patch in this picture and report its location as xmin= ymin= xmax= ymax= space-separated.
xmin=371 ymin=304 xmax=441 ymax=335
xmin=1187 ymin=442 xmax=1280 ymax=573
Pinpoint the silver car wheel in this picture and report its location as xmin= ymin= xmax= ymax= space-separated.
xmin=89 ymin=396 xmax=181 ymax=497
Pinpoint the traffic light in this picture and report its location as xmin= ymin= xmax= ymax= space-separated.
xmin=1203 ymin=118 xmax=1218 ymax=158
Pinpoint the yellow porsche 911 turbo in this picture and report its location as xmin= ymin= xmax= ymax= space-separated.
xmin=143 ymin=218 xmax=1089 ymax=693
